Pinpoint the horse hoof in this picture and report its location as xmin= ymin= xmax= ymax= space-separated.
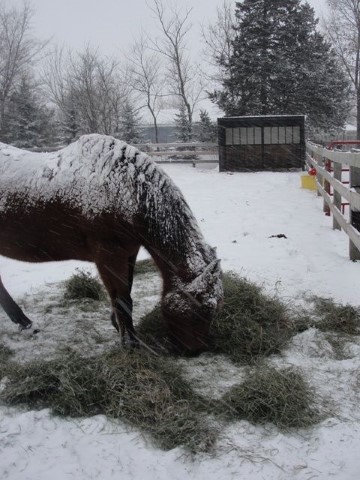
xmin=18 ymin=322 xmax=33 ymax=332
xmin=125 ymin=337 xmax=140 ymax=350
xmin=18 ymin=325 xmax=40 ymax=336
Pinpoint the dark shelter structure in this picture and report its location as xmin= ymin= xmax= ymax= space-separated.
xmin=218 ymin=115 xmax=305 ymax=172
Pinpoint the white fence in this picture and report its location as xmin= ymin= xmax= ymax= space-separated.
xmin=134 ymin=142 xmax=218 ymax=167
xmin=306 ymin=142 xmax=360 ymax=260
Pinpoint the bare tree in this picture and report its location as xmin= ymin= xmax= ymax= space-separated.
xmin=201 ymin=0 xmax=235 ymax=84
xmin=0 ymin=1 xmax=48 ymax=137
xmin=148 ymin=0 xmax=203 ymax=139
xmin=44 ymin=46 xmax=131 ymax=140
xmin=325 ymin=0 xmax=360 ymax=137
xmin=43 ymin=47 xmax=78 ymax=141
xmin=128 ymin=35 xmax=164 ymax=143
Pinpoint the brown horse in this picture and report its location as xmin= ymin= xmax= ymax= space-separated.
xmin=0 ymin=134 xmax=223 ymax=352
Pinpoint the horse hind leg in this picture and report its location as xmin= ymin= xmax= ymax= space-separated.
xmin=108 ymin=293 xmax=135 ymax=343
xmin=110 ymin=309 xmax=125 ymax=338
xmin=114 ymin=294 xmax=137 ymax=346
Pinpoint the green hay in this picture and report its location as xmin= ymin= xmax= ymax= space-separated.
xmin=210 ymin=272 xmax=294 ymax=363
xmin=217 ymin=366 xmax=319 ymax=429
xmin=0 ymin=344 xmax=13 ymax=375
xmin=311 ymin=296 xmax=360 ymax=335
xmin=0 ymin=349 xmax=215 ymax=452
xmin=63 ymin=269 xmax=106 ymax=301
xmin=135 ymin=259 xmax=157 ymax=275
xmin=292 ymin=312 xmax=314 ymax=334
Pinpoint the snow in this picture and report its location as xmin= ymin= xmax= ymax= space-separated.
xmin=0 ymin=135 xmax=150 ymax=219
xmin=1 ymin=162 xmax=360 ymax=479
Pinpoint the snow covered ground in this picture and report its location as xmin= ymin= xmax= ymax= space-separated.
xmin=1 ymin=164 xmax=359 ymax=479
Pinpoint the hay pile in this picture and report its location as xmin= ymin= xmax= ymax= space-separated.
xmin=138 ymin=272 xmax=295 ymax=362
xmin=216 ymin=366 xmax=319 ymax=429
xmin=311 ymin=296 xmax=360 ymax=334
xmin=0 ymin=349 xmax=215 ymax=452
xmin=63 ymin=269 xmax=106 ymax=301
xmin=210 ymin=272 xmax=294 ymax=363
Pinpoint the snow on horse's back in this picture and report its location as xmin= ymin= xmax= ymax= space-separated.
xmin=0 ymin=134 xmax=223 ymax=353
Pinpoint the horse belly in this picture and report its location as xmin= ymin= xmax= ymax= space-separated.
xmin=0 ymin=226 xmax=90 ymax=262
xmin=0 ymin=208 xmax=91 ymax=262
xmin=0 ymin=204 xmax=139 ymax=263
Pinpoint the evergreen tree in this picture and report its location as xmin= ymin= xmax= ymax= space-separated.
xmin=118 ymin=100 xmax=142 ymax=144
xmin=3 ymin=76 xmax=56 ymax=147
xmin=211 ymin=0 xmax=351 ymax=131
xmin=197 ymin=109 xmax=217 ymax=142
xmin=58 ymin=90 xmax=81 ymax=144
xmin=175 ymin=102 xmax=192 ymax=142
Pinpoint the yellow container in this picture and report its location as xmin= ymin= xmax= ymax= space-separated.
xmin=301 ymin=174 xmax=317 ymax=190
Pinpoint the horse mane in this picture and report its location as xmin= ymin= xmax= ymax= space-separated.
xmin=0 ymin=135 xmax=215 ymax=278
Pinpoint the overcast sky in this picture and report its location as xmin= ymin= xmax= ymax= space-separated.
xmin=11 ymin=0 xmax=329 ymax=57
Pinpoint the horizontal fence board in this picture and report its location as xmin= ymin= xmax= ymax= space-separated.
xmin=307 ymin=143 xmax=360 ymax=168
xmin=148 ymin=150 xmax=216 ymax=157
xmin=134 ymin=142 xmax=217 ymax=149
xmin=306 ymin=153 xmax=360 ymax=211
xmin=154 ymin=158 xmax=218 ymax=166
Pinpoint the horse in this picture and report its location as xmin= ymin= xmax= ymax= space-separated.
xmin=0 ymin=134 xmax=223 ymax=353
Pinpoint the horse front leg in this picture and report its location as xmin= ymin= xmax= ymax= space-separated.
xmin=0 ymin=275 xmax=33 ymax=330
xmin=96 ymin=249 xmax=139 ymax=347
xmin=114 ymin=253 xmax=139 ymax=346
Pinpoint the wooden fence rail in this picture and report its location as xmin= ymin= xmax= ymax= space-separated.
xmin=134 ymin=142 xmax=218 ymax=167
xmin=306 ymin=142 xmax=360 ymax=261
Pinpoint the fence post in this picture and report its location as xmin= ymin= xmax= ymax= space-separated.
xmin=333 ymin=161 xmax=342 ymax=231
xmin=350 ymin=164 xmax=360 ymax=261
xmin=323 ymin=159 xmax=331 ymax=216
xmin=314 ymin=151 xmax=323 ymax=197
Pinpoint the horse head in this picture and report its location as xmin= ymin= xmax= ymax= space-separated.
xmin=162 ymin=259 xmax=223 ymax=353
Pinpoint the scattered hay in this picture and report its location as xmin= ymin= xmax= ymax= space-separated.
xmin=63 ymin=269 xmax=106 ymax=301
xmin=135 ymin=259 xmax=157 ymax=276
xmin=311 ymin=296 xmax=360 ymax=335
xmin=0 ymin=349 xmax=215 ymax=452
xmin=292 ymin=312 xmax=314 ymax=334
xmin=217 ymin=366 xmax=319 ymax=429
xmin=0 ymin=343 xmax=13 ymax=374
